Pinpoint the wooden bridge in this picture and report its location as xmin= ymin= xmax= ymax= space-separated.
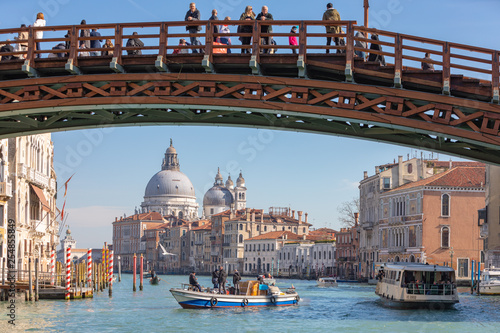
xmin=0 ymin=20 xmax=499 ymax=163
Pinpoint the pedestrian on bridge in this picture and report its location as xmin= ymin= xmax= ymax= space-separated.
xmin=219 ymin=17 xmax=232 ymax=54
xmin=256 ymin=6 xmax=274 ymax=54
xmin=80 ymin=20 xmax=90 ymax=49
xmin=368 ymin=34 xmax=386 ymax=66
xmin=126 ymin=32 xmax=144 ymax=55
xmin=0 ymin=40 xmax=15 ymax=61
xmin=33 ymin=12 xmax=46 ymax=58
xmin=323 ymin=3 xmax=341 ymax=54
xmin=90 ymin=28 xmax=102 ymax=56
xmin=422 ymin=52 xmax=435 ymax=71
xmin=240 ymin=16 xmax=254 ymax=54
xmin=185 ymin=2 xmax=202 ymax=53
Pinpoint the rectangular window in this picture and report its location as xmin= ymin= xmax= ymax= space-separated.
xmin=383 ymin=177 xmax=391 ymax=189
xmin=458 ymin=258 xmax=469 ymax=278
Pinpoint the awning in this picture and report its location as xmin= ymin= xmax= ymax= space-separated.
xmin=30 ymin=184 xmax=50 ymax=212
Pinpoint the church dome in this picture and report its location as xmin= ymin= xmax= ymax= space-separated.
xmin=144 ymin=170 xmax=195 ymax=197
xmin=225 ymin=175 xmax=234 ymax=189
xmin=237 ymin=172 xmax=245 ymax=187
xmin=203 ymin=185 xmax=234 ymax=206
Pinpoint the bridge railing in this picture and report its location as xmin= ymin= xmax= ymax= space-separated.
xmin=0 ymin=20 xmax=498 ymax=100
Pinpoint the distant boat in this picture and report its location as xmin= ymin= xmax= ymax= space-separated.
xmin=375 ymin=263 xmax=459 ymax=308
xmin=479 ymin=268 xmax=500 ymax=295
xmin=317 ymin=276 xmax=338 ymax=287
xmin=150 ymin=275 xmax=161 ymax=285
xmin=170 ymin=280 xmax=299 ymax=309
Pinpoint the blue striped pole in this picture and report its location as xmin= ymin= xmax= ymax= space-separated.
xmin=471 ymin=260 xmax=475 ymax=294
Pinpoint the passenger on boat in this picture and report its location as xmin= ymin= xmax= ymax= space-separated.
xmin=212 ymin=268 xmax=219 ymax=289
xmin=189 ymin=271 xmax=202 ymax=292
xmin=233 ymin=269 xmax=241 ymax=295
xmin=218 ymin=266 xmax=227 ymax=294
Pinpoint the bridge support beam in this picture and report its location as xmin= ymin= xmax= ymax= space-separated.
xmin=394 ymin=70 xmax=402 ymax=88
xmin=21 ymin=60 xmax=39 ymax=78
xmin=442 ymin=79 xmax=451 ymax=95
xmin=493 ymin=88 xmax=499 ymax=104
xmin=345 ymin=63 xmax=353 ymax=82
xmin=202 ymin=55 xmax=215 ymax=73
xmin=155 ymin=56 xmax=169 ymax=73
xmin=110 ymin=57 xmax=125 ymax=73
xmin=297 ymin=55 xmax=307 ymax=78
xmin=65 ymin=59 xmax=82 ymax=75
xmin=250 ymin=55 xmax=261 ymax=75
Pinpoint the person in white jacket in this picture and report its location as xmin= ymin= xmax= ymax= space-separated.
xmin=33 ymin=12 xmax=46 ymax=58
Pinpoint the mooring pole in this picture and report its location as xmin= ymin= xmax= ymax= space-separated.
xmin=133 ymin=253 xmax=137 ymax=292
xmin=35 ymin=258 xmax=39 ymax=301
xmin=28 ymin=257 xmax=33 ymax=301
xmin=140 ymin=254 xmax=144 ymax=291
xmin=118 ymin=255 xmax=121 ymax=282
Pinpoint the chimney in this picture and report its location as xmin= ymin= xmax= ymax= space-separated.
xmin=115 ymin=217 xmax=117 ymax=222
xmin=260 ymin=209 xmax=264 ymax=223
xmin=188 ymin=223 xmax=192 ymax=230
xmin=449 ymin=159 xmax=452 ymax=169
xmin=363 ymin=171 xmax=368 ymax=179
xmin=398 ymin=155 xmax=403 ymax=186
xmin=298 ymin=211 xmax=303 ymax=224
xmin=375 ymin=166 xmax=380 ymax=175
xmin=292 ymin=210 xmax=295 ymax=219
xmin=251 ymin=211 xmax=255 ymax=222
xmin=305 ymin=213 xmax=308 ymax=224
xmin=354 ymin=212 xmax=359 ymax=226
xmin=246 ymin=208 xmax=251 ymax=221
xmin=302 ymin=234 xmax=306 ymax=240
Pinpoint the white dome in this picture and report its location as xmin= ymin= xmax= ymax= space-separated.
xmin=203 ymin=186 xmax=233 ymax=207
xmin=145 ymin=170 xmax=196 ymax=197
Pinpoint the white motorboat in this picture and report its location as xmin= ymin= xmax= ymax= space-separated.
xmin=170 ymin=280 xmax=299 ymax=309
xmin=317 ymin=277 xmax=338 ymax=287
xmin=479 ymin=268 xmax=500 ymax=295
xmin=375 ymin=263 xmax=459 ymax=308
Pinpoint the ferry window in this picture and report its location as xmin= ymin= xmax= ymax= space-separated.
xmin=441 ymin=227 xmax=450 ymax=248
xmin=441 ymin=194 xmax=450 ymax=216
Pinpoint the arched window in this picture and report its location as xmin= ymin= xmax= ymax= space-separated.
xmin=441 ymin=194 xmax=450 ymax=216
xmin=410 ymin=255 xmax=415 ymax=262
xmin=178 ymin=211 xmax=183 ymax=219
xmin=329 ymin=251 xmax=332 ymax=259
xmin=395 ymin=256 xmax=400 ymax=262
xmin=239 ymin=234 xmax=243 ymax=243
xmin=441 ymin=227 xmax=450 ymax=248
xmin=407 ymin=163 xmax=413 ymax=174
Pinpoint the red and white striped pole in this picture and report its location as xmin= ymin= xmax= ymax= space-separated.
xmin=109 ymin=250 xmax=114 ymax=296
xmin=65 ymin=247 xmax=71 ymax=300
xmin=50 ymin=247 xmax=55 ymax=286
xmin=87 ymin=249 xmax=92 ymax=288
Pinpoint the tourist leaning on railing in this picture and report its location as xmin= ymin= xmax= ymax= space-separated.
xmin=0 ymin=40 xmax=15 ymax=61
xmin=219 ymin=17 xmax=232 ymax=54
xmin=240 ymin=16 xmax=254 ymax=54
xmin=80 ymin=20 xmax=90 ymax=49
xmin=289 ymin=26 xmax=298 ymax=54
xmin=102 ymin=39 xmax=114 ymax=56
xmin=184 ymin=2 xmax=202 ymax=53
xmin=126 ymin=32 xmax=144 ymax=55
xmin=256 ymin=6 xmax=274 ymax=54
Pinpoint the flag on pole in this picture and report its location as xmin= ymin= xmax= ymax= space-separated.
xmin=64 ymin=174 xmax=74 ymax=197
xmin=61 ymin=200 xmax=66 ymax=221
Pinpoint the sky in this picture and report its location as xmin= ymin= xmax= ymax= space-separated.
xmin=1 ymin=0 xmax=498 ymax=249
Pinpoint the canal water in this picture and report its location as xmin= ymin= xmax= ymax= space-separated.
xmin=2 ymin=274 xmax=500 ymax=332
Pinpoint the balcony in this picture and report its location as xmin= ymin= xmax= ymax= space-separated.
xmin=30 ymin=169 xmax=49 ymax=189
xmin=362 ymin=221 xmax=374 ymax=230
xmin=17 ymin=163 xmax=27 ymax=178
xmin=0 ymin=181 xmax=12 ymax=199
xmin=480 ymin=223 xmax=488 ymax=239
xmin=209 ymin=236 xmax=216 ymax=241
xmin=222 ymin=242 xmax=231 ymax=247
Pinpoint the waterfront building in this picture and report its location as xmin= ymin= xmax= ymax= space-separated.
xmin=140 ymin=141 xmax=199 ymax=220
xmin=112 ymin=211 xmax=164 ymax=270
xmin=244 ymin=231 xmax=303 ymax=275
xmin=358 ymin=156 xmax=481 ymax=279
xmin=480 ymin=165 xmax=500 ymax=268
xmin=190 ymin=220 xmax=211 ymax=272
xmin=6 ymin=134 xmax=58 ymax=279
xmin=336 ymin=224 xmax=359 ymax=279
xmin=218 ymin=207 xmax=311 ymax=273
xmin=56 ymin=227 xmax=103 ymax=263
xmin=378 ymin=165 xmax=485 ymax=281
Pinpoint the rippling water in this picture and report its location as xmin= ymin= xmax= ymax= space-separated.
xmin=2 ymin=274 xmax=500 ymax=332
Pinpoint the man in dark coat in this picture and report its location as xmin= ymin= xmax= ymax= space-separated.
xmin=233 ymin=269 xmax=242 ymax=295
xmin=184 ymin=2 xmax=202 ymax=53
xmin=212 ymin=268 xmax=219 ymax=289
xmin=256 ymin=6 xmax=274 ymax=54
xmin=126 ymin=32 xmax=144 ymax=55
xmin=89 ymin=28 xmax=102 ymax=56
xmin=218 ymin=265 xmax=227 ymax=294
xmin=323 ymin=2 xmax=341 ymax=54
xmin=189 ymin=271 xmax=202 ymax=292
xmin=0 ymin=41 xmax=15 ymax=61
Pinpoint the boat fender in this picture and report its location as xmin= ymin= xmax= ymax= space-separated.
xmin=295 ymin=295 xmax=300 ymax=303
xmin=241 ymin=298 xmax=249 ymax=307
xmin=270 ymin=296 xmax=277 ymax=304
xmin=210 ymin=297 xmax=218 ymax=307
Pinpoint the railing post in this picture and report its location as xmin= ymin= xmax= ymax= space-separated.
xmin=345 ymin=22 xmax=354 ymax=82
xmin=65 ymin=25 xmax=81 ymax=75
xmin=155 ymin=22 xmax=169 ymax=72
xmin=394 ymin=34 xmax=403 ymax=88
xmin=250 ymin=19 xmax=261 ymax=75
xmin=492 ymin=51 xmax=499 ymax=103
xmin=21 ymin=26 xmax=38 ymax=77
xmin=110 ymin=24 xmax=124 ymax=73
xmin=202 ymin=21 xmax=214 ymax=72
xmin=442 ymin=42 xmax=451 ymax=95
xmin=297 ymin=21 xmax=307 ymax=78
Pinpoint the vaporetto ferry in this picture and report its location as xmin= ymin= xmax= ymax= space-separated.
xmin=375 ymin=263 xmax=459 ymax=308
xmin=170 ymin=280 xmax=300 ymax=309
